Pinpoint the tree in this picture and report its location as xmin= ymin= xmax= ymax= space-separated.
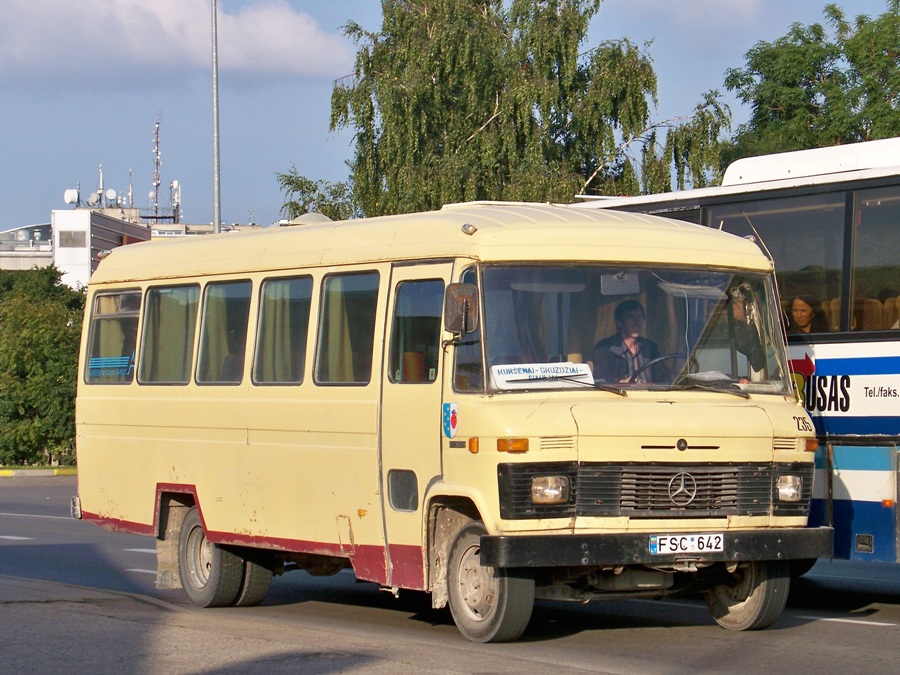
xmin=0 ymin=267 xmax=84 ymax=466
xmin=725 ymin=0 xmax=900 ymax=159
xmin=276 ymin=169 xmax=362 ymax=221
xmin=310 ymin=0 xmax=729 ymax=217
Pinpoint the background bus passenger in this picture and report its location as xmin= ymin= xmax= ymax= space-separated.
xmin=592 ymin=300 xmax=664 ymax=383
xmin=788 ymin=294 xmax=827 ymax=334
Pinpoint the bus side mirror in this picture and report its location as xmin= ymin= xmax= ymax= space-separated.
xmin=444 ymin=283 xmax=479 ymax=335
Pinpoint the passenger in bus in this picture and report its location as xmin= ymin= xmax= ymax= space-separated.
xmin=788 ymin=295 xmax=827 ymax=334
xmin=878 ymin=289 xmax=900 ymax=329
xmin=592 ymin=299 xmax=665 ymax=383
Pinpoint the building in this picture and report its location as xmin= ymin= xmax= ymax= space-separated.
xmin=0 ymin=223 xmax=53 ymax=272
xmin=51 ymin=209 xmax=152 ymax=288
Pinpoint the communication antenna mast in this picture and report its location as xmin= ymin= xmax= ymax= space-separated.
xmin=152 ymin=112 xmax=162 ymax=220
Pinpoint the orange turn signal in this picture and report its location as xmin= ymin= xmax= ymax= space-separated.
xmin=497 ymin=438 xmax=529 ymax=453
xmin=468 ymin=437 xmax=479 ymax=454
xmin=804 ymin=438 xmax=819 ymax=452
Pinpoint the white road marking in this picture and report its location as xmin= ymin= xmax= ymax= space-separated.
xmin=637 ymin=597 xmax=898 ymax=627
xmin=0 ymin=511 xmax=72 ymax=521
xmin=124 ymin=548 xmax=156 ymax=554
xmin=0 ymin=535 xmax=32 ymax=540
xmin=795 ymin=615 xmax=896 ymax=627
xmin=124 ymin=569 xmax=157 ymax=575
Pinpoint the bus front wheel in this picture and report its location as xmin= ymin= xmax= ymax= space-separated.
xmin=447 ymin=521 xmax=534 ymax=643
xmin=178 ymin=506 xmax=244 ymax=608
xmin=704 ymin=560 xmax=790 ymax=630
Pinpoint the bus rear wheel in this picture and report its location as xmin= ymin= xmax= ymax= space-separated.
xmin=178 ymin=506 xmax=243 ymax=608
xmin=704 ymin=560 xmax=790 ymax=631
xmin=233 ymin=555 xmax=273 ymax=607
xmin=447 ymin=521 xmax=534 ymax=643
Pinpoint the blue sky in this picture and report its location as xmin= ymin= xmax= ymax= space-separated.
xmin=0 ymin=0 xmax=890 ymax=230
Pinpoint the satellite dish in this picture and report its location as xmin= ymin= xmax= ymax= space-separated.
xmin=63 ymin=189 xmax=79 ymax=204
xmin=105 ymin=188 xmax=117 ymax=202
xmin=87 ymin=193 xmax=100 ymax=206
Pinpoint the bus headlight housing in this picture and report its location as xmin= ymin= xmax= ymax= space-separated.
xmin=531 ymin=475 xmax=571 ymax=505
xmin=776 ymin=474 xmax=802 ymax=502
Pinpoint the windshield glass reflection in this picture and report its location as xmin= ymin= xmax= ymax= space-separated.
xmin=479 ymin=265 xmax=789 ymax=395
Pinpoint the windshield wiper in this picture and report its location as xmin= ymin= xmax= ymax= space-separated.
xmin=590 ymin=381 xmax=629 ymax=396
xmin=504 ymin=374 xmax=628 ymax=396
xmin=677 ymin=382 xmax=750 ymax=398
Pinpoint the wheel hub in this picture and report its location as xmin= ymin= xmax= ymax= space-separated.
xmin=458 ymin=544 xmax=496 ymax=619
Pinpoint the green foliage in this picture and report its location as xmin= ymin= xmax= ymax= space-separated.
xmin=0 ymin=267 xmax=84 ymax=466
xmin=725 ymin=0 xmax=900 ymax=158
xmin=326 ymin=0 xmax=730 ymax=215
xmin=276 ymin=168 xmax=362 ymax=221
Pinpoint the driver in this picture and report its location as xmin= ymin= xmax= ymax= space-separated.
xmin=592 ymin=299 xmax=667 ymax=383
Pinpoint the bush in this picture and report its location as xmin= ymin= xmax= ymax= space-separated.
xmin=0 ymin=267 xmax=84 ymax=466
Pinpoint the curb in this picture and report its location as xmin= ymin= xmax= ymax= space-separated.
xmin=0 ymin=468 xmax=77 ymax=477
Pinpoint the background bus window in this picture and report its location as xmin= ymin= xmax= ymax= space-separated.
xmin=253 ymin=276 xmax=313 ymax=384
xmin=709 ymin=193 xmax=845 ymax=333
xmin=197 ymin=281 xmax=253 ymax=384
xmin=388 ymin=279 xmax=443 ymax=384
xmin=315 ymin=272 xmax=379 ymax=385
xmin=643 ymin=206 xmax=702 ymax=225
xmin=85 ymin=291 xmax=140 ymax=384
xmin=853 ymin=186 xmax=900 ymax=331
xmin=138 ymin=285 xmax=199 ymax=384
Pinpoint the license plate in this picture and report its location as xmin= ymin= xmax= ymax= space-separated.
xmin=649 ymin=533 xmax=724 ymax=555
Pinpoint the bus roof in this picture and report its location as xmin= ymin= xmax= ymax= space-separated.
xmin=722 ymin=137 xmax=900 ymax=186
xmin=574 ymin=137 xmax=900 ymax=209
xmin=89 ymin=202 xmax=770 ymax=285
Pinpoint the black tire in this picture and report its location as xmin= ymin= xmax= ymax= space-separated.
xmin=447 ymin=521 xmax=534 ymax=643
xmin=178 ymin=507 xmax=243 ymax=608
xmin=704 ymin=560 xmax=790 ymax=631
xmin=233 ymin=556 xmax=273 ymax=607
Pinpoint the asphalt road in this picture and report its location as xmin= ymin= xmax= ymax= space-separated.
xmin=3 ymin=475 xmax=900 ymax=674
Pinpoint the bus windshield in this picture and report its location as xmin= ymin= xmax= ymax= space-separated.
xmin=481 ymin=265 xmax=789 ymax=395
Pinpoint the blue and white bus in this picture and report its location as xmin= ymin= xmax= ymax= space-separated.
xmin=575 ymin=137 xmax=900 ymax=566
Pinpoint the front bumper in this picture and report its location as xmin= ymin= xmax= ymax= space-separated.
xmin=480 ymin=526 xmax=833 ymax=568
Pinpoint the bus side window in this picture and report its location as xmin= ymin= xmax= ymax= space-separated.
xmin=253 ymin=276 xmax=313 ymax=385
xmin=388 ymin=279 xmax=444 ymax=384
xmin=315 ymin=272 xmax=380 ymax=385
xmin=138 ymin=285 xmax=200 ymax=385
xmin=197 ymin=281 xmax=252 ymax=385
xmin=710 ymin=194 xmax=843 ymax=333
xmin=85 ymin=291 xmax=141 ymax=384
xmin=853 ymin=186 xmax=900 ymax=331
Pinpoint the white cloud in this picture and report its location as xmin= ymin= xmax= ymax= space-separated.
xmin=0 ymin=0 xmax=354 ymax=86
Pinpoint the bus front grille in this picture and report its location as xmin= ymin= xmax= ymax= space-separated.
xmin=498 ymin=462 xmax=813 ymax=520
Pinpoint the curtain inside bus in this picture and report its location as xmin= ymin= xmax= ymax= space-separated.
xmin=138 ymin=285 xmax=199 ymax=384
xmin=254 ymin=276 xmax=312 ymax=384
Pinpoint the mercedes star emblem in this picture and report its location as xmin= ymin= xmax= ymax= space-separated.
xmin=668 ymin=472 xmax=698 ymax=506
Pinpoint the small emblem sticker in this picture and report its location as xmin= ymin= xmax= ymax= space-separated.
xmin=442 ymin=402 xmax=459 ymax=439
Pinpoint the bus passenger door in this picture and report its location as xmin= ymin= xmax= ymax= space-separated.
xmin=380 ymin=263 xmax=453 ymax=589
